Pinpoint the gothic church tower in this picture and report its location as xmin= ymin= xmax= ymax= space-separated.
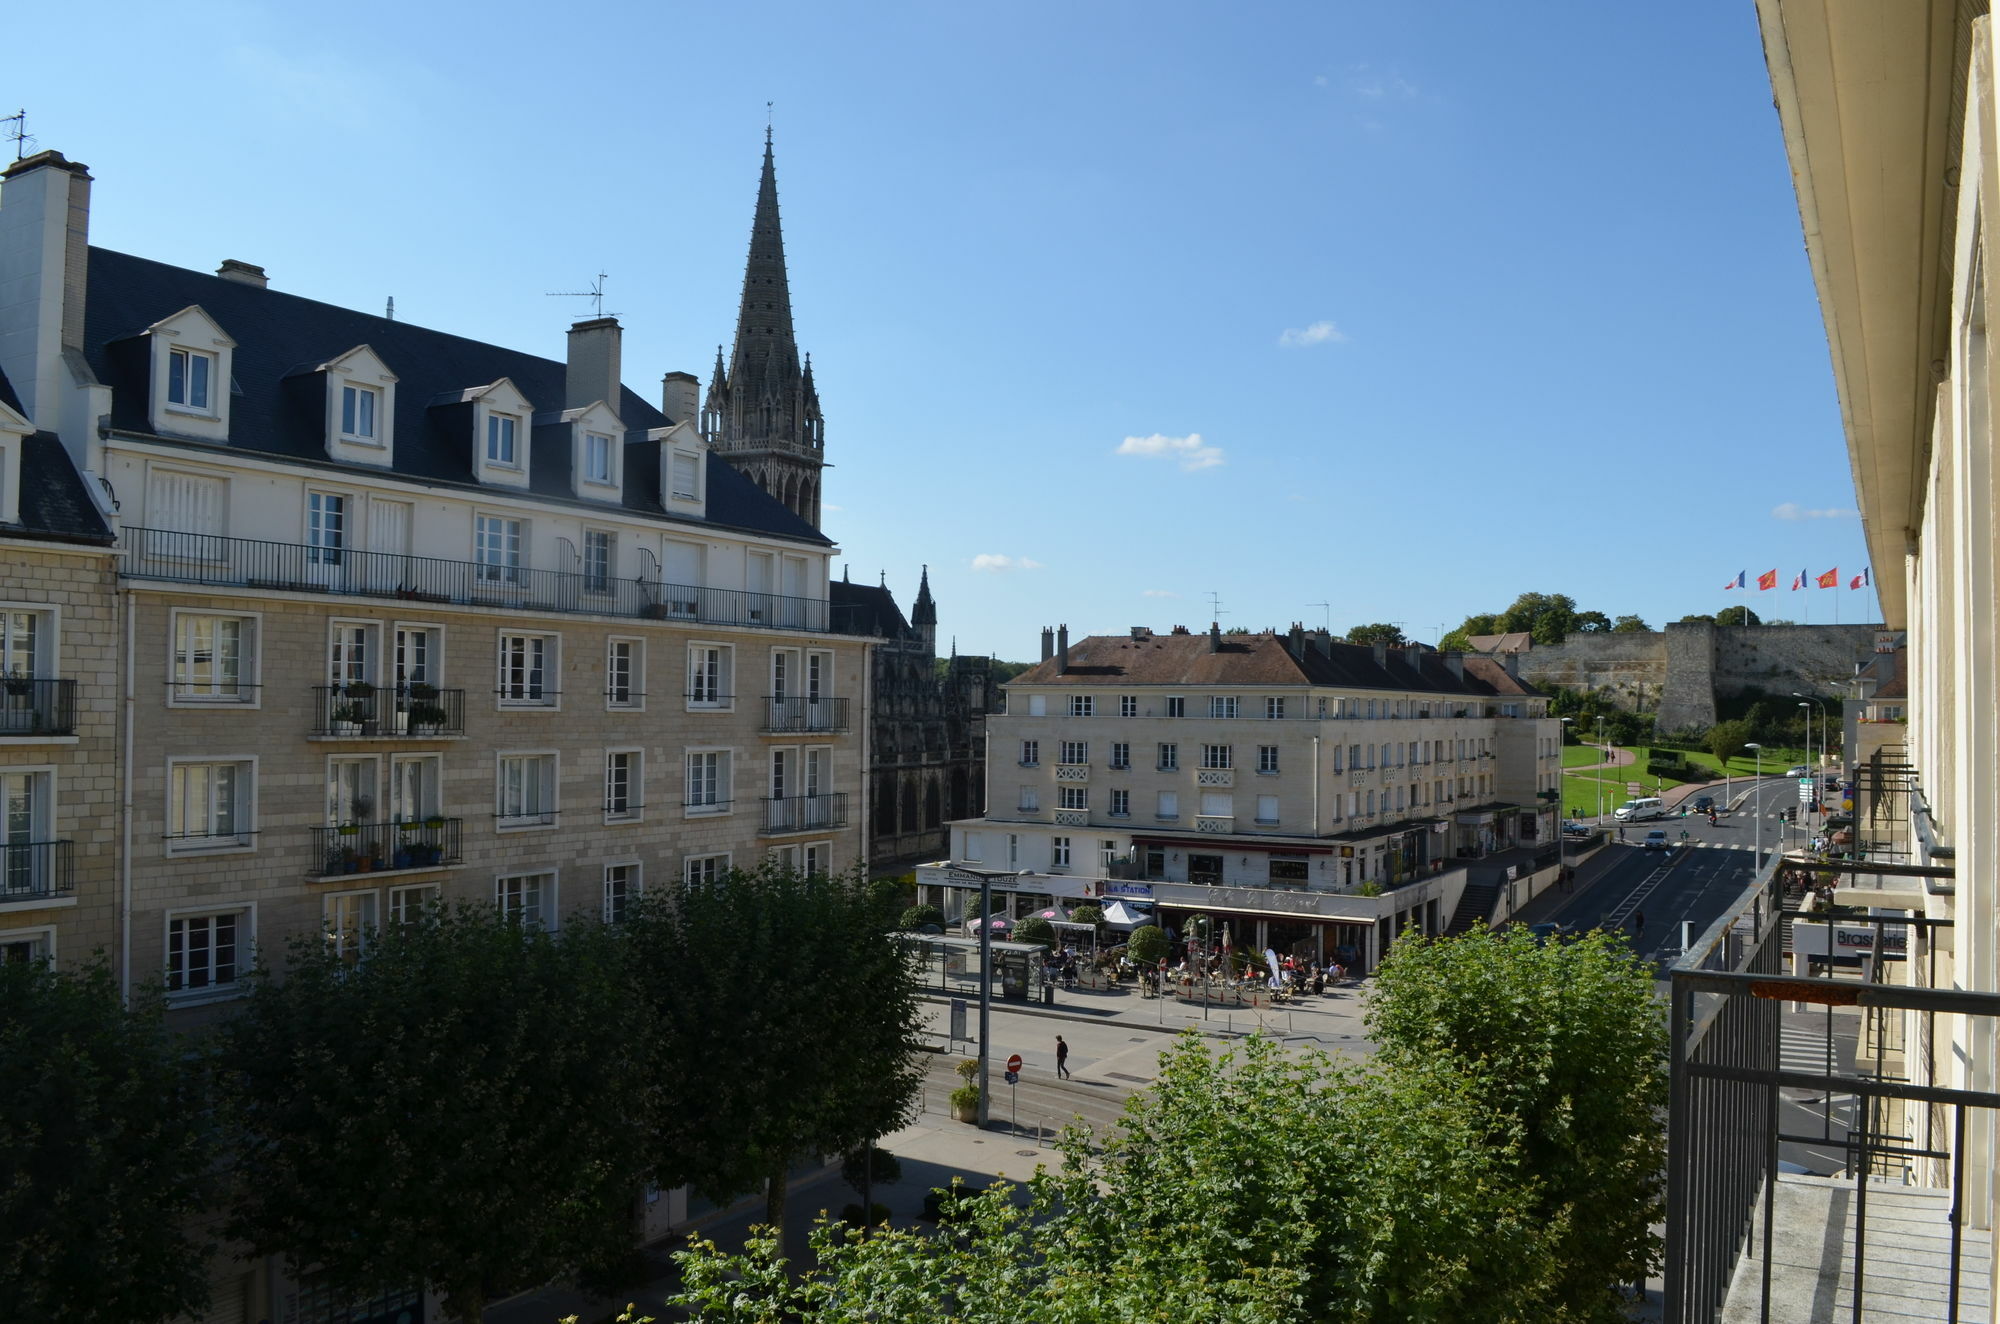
xmin=703 ymin=129 xmax=825 ymax=528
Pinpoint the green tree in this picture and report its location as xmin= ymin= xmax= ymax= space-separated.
xmin=1611 ymin=614 xmax=1650 ymax=633
xmin=1707 ymin=717 xmax=1753 ymax=764
xmin=1068 ymin=903 xmax=1104 ymax=930
xmin=1368 ymin=929 xmax=1668 ymax=1318
xmin=1126 ymin=923 xmax=1169 ymax=966
xmin=1014 ymin=914 xmax=1055 ymax=949
xmin=898 ymin=903 xmax=944 ymax=931
xmin=0 ymin=959 xmax=214 ymax=1324
xmin=218 ymin=906 xmax=654 ymax=1324
xmin=624 ymin=862 xmax=924 ymax=1237
xmin=1713 ymin=605 xmax=1761 ymax=627
xmin=1572 ymin=610 xmax=1612 ymax=633
xmin=671 ymin=1035 xmax=1555 ymax=1323
xmin=1499 ymin=591 xmax=1580 ymax=645
xmin=1676 ymin=613 xmax=1717 ymax=625
xmin=1343 ymin=622 xmax=1407 ymax=647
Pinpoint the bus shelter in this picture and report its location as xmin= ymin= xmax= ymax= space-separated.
xmin=898 ymin=933 xmax=1047 ymax=1004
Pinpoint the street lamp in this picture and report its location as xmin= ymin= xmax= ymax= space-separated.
xmin=1558 ymin=717 xmax=1575 ymax=886
xmin=942 ymin=864 xmax=1028 ymax=1129
xmin=1793 ymin=692 xmax=1828 ymax=805
xmin=1744 ymin=742 xmax=1763 ymax=873
xmin=1595 ymin=714 xmax=1607 ymax=822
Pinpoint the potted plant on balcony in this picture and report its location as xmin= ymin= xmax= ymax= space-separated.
xmin=422 ymin=813 xmax=446 ymax=830
xmin=407 ymin=701 xmax=449 ymax=735
xmin=330 ymin=701 xmax=366 ymax=736
xmin=404 ymin=681 xmax=439 ymax=733
xmin=2 ymin=672 xmax=30 ymax=698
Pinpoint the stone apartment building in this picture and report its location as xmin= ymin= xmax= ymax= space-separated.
xmin=0 ymin=145 xmax=871 ymax=1027
xmin=916 ymin=624 xmax=1561 ymax=974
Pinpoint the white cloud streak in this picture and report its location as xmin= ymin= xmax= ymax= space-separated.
xmin=971 ymin=553 xmax=1045 ymax=573
xmin=1142 ymin=589 xmax=1179 ymax=599
xmin=1115 ymin=432 xmax=1225 ymax=472
xmin=1772 ymin=502 xmax=1858 ymax=521
xmin=1278 ymin=320 xmax=1347 ymax=348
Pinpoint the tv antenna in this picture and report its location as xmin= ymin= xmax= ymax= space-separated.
xmin=547 ymin=272 xmax=613 ymax=319
xmin=1308 ymin=602 xmax=1330 ymax=632
xmin=3 ymin=110 xmax=33 ymax=163
xmin=1206 ymin=591 xmax=1228 ymax=622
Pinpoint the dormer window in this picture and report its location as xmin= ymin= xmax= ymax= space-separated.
xmin=651 ymin=419 xmax=706 ymax=515
xmin=169 ymin=348 xmax=214 ymax=411
xmin=341 ymin=384 xmax=379 ymax=440
xmin=670 ymin=450 xmax=700 ymax=502
xmin=487 ymin=414 xmax=519 ymax=467
xmin=584 ymin=432 xmax=613 ymax=484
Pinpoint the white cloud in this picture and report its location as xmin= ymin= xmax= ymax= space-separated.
xmin=1278 ymin=320 xmax=1348 ymax=348
xmin=1313 ymin=74 xmax=1329 ymax=86
xmin=1346 ymin=63 xmax=1420 ymax=100
xmin=821 ymin=502 xmax=844 ymax=514
xmin=1115 ymin=432 xmax=1226 ymax=472
xmin=1772 ymin=502 xmax=1859 ymax=521
xmin=971 ymin=553 xmax=1045 ymax=573
xmin=1142 ymin=589 xmax=1179 ymax=599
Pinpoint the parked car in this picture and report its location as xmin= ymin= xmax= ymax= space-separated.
xmin=1614 ymin=796 xmax=1668 ymax=822
xmin=1562 ymin=821 xmax=1593 ymax=838
xmin=1643 ymin=829 xmax=1671 ymax=850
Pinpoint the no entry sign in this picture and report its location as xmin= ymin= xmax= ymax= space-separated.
xmin=1006 ymin=1053 xmax=1023 ymax=1073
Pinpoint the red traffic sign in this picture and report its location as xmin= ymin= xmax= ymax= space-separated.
xmin=1006 ymin=1053 xmax=1023 ymax=1073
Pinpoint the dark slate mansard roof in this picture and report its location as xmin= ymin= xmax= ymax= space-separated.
xmin=0 ymin=363 xmax=114 ymax=545
xmin=79 ymin=248 xmax=829 ymax=547
xmin=1011 ymin=631 xmax=1544 ymax=698
xmin=828 ymin=579 xmax=913 ymax=640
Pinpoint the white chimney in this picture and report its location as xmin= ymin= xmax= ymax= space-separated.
xmin=216 ymin=259 xmax=268 ymax=288
xmin=660 ymin=371 xmax=700 ymax=426
xmin=565 ymin=317 xmax=622 ymax=410
xmin=0 ymin=150 xmax=92 ymax=429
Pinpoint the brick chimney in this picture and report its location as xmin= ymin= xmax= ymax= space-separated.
xmin=565 ymin=316 xmax=623 ymax=410
xmin=1056 ymin=624 xmax=1070 ymax=674
xmin=216 ymin=259 xmax=268 ymax=288
xmin=1444 ymin=651 xmax=1465 ymax=681
xmin=1041 ymin=627 xmax=1055 ymax=662
xmin=660 ymin=370 xmax=699 ymax=426
xmin=1209 ymin=622 xmax=1222 ymax=653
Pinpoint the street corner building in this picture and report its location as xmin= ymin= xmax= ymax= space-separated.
xmin=914 ymin=622 xmax=1564 ymax=978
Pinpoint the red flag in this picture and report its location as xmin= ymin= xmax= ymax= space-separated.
xmin=1817 ymin=568 xmax=1839 ymax=588
xmin=1849 ymin=573 xmax=1864 ymax=589
xmin=1757 ymin=570 xmax=1778 ymax=591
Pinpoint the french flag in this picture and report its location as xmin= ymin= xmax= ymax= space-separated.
xmin=1723 ymin=571 xmax=1746 ymax=590
xmin=1849 ymin=567 xmax=1871 ymax=590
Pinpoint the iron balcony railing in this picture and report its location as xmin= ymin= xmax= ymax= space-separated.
xmin=309 ymin=819 xmax=463 ymax=879
xmin=310 ymin=685 xmax=467 ymax=737
xmin=1 ymin=839 xmax=74 ymax=903
xmin=762 ymin=696 xmax=850 ymax=733
xmin=122 ymin=528 xmax=869 ymax=635
xmin=760 ymin=792 xmax=848 ymax=835
xmin=0 ymin=678 xmax=77 ymax=736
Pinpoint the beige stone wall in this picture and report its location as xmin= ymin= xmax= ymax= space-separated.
xmin=0 ymin=540 xmax=120 ymax=966
xmin=121 ymin=585 xmax=867 ymax=1015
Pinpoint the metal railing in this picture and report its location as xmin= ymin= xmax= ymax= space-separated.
xmin=0 ymin=678 xmax=76 ymax=736
xmin=122 ymin=528 xmax=865 ymax=635
xmin=1663 ymin=857 xmax=1999 ymax=1323
xmin=309 ymin=686 xmax=467 ymax=737
xmin=0 ymin=839 xmax=73 ymax=902
xmin=308 ymin=820 xmax=463 ymax=879
xmin=761 ymin=696 xmax=850 ymax=733
xmin=760 ymin=792 xmax=848 ymax=834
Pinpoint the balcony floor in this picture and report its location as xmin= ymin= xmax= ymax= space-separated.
xmin=1723 ymin=1174 xmax=1992 ymax=1322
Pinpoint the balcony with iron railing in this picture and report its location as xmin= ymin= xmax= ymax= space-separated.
xmin=0 ymin=679 xmax=77 ymax=737
xmin=310 ymin=685 xmax=467 ymax=738
xmin=121 ymin=528 xmax=867 ymax=635
xmin=0 ymin=840 xmax=74 ymax=905
xmin=760 ymin=792 xmax=848 ymax=835
xmin=308 ymin=819 xmax=463 ymax=881
xmin=761 ymin=696 xmax=850 ymax=734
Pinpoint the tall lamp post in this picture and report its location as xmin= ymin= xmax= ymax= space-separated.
xmin=943 ymin=864 xmax=1028 ymax=1128
xmin=1794 ymin=691 xmax=1828 ymax=803
xmin=1558 ymin=717 xmax=1575 ymax=885
xmin=1595 ymin=715 xmax=1607 ymax=822
xmin=1744 ymin=742 xmax=1763 ymax=874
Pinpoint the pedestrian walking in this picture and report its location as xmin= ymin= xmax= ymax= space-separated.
xmin=1632 ymin=910 xmax=1646 ymax=941
xmin=1055 ymin=1034 xmax=1070 ymax=1080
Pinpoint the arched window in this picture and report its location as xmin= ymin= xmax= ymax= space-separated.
xmin=925 ymin=779 xmax=942 ymax=829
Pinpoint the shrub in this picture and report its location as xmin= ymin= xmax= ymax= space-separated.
xmin=1068 ymin=903 xmax=1105 ymax=928
xmin=1013 ymin=915 xmax=1055 ymax=949
xmin=898 ymin=903 xmax=944 ymax=932
xmin=1126 ymin=923 xmax=1169 ymax=967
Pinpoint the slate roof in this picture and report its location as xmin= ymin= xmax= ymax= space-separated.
xmin=1468 ymin=631 xmax=1534 ymax=654
xmin=0 ymin=363 xmax=116 ymax=546
xmin=79 ymin=248 xmax=829 ymax=547
xmin=829 ymin=579 xmax=912 ymax=639
xmin=1008 ymin=630 xmax=1543 ymax=698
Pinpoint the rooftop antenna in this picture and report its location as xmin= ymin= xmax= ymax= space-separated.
xmin=766 ymin=100 xmax=774 ymax=145
xmin=1308 ymin=602 xmax=1330 ymax=632
xmin=1206 ymin=591 xmax=1228 ymax=622
xmin=3 ymin=110 xmax=33 ymax=163
xmin=546 ymin=272 xmax=613 ymax=319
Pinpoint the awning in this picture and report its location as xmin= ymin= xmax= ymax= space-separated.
xmin=1101 ymin=900 xmax=1154 ymax=930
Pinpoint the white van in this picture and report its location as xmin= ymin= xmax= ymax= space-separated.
xmin=1614 ymin=796 xmax=1667 ymax=822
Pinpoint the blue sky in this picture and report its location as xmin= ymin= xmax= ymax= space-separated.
xmin=14 ymin=1 xmax=1874 ymax=657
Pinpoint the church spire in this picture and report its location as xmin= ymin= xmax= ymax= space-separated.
xmin=912 ymin=564 xmax=937 ymax=627
xmin=711 ymin=131 xmax=824 ymax=529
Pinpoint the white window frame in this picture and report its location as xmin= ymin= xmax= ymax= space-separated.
xmin=1058 ymin=785 xmax=1087 ymax=811
xmin=387 ymin=882 xmax=439 ymax=928
xmin=581 ymin=527 xmax=615 ymax=593
xmin=495 ymin=751 xmax=559 ymax=830
xmin=602 ymin=860 xmax=642 ymax=924
xmin=1256 ymin=794 xmax=1281 ymax=826
xmin=0 ymin=925 xmax=56 ymax=965
xmin=1158 ymin=742 xmax=1178 ymax=771
xmin=496 ymin=632 xmax=559 ymax=708
xmin=803 ymin=842 xmax=832 ymax=878
xmin=1051 ymin=836 xmax=1071 ymax=869
xmin=340 ymin=383 xmax=382 ymax=444
xmin=163 ymin=903 xmax=254 ymax=1001
xmin=1201 ymin=743 xmax=1233 ymax=770
xmin=1209 ymin=696 xmax=1239 ymax=719
xmin=604 ymin=747 xmax=643 ymax=823
xmin=164 ymin=756 xmax=257 ymax=855
xmin=485 ymin=412 xmax=520 ymax=468
xmin=167 ymin=610 xmax=260 ymax=707
xmin=1069 ymin=694 xmax=1094 ymax=717
xmin=323 ymin=889 xmax=378 ymax=964
xmin=1110 ymin=741 xmax=1130 ymax=770
xmin=685 ymin=852 xmax=730 ymax=888
xmin=686 ymin=642 xmax=733 ymax=710
xmin=0 ymin=603 xmax=57 ymax=682
xmin=1119 ymin=694 xmax=1138 ymax=718
xmin=1265 ymin=697 xmax=1286 ymax=720
xmin=684 ymin=747 xmax=732 ymax=817
xmin=1018 ymin=785 xmax=1040 ymax=812
xmin=1058 ymin=740 xmax=1087 ymax=766
xmin=1258 ymin=745 xmax=1280 ymax=774
xmin=1166 ymin=696 xmax=1185 ymax=718
xmin=583 ymin=431 xmax=615 ymax=486
xmin=474 ymin=513 xmax=525 ymax=585
xmin=167 ymin=346 xmax=217 ymax=413
xmin=1019 ymin=739 xmax=1039 ymax=767
xmin=496 ymin=870 xmax=555 ymax=930
xmin=606 ymin=637 xmax=644 ymax=710
xmin=668 ymin=448 xmax=703 ymax=503
xmin=1109 ymin=788 xmax=1130 ymax=817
